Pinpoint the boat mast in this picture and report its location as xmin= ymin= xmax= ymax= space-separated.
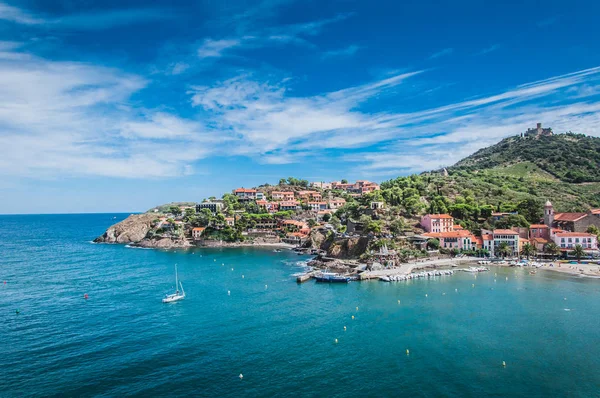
xmin=175 ymin=263 xmax=178 ymax=290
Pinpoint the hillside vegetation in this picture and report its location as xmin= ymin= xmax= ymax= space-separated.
xmin=452 ymin=133 xmax=600 ymax=183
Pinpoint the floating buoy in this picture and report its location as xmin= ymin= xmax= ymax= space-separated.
xmin=425 ymin=294 xmax=428 ymax=297
xmin=502 ymin=361 xmax=506 ymax=367
xmin=239 ymin=373 xmax=243 ymax=379
xmin=351 ymin=315 xmax=355 ymax=320
xmin=265 ymin=285 xmax=268 ymax=289
xmin=494 ymin=279 xmax=497 ymax=282
xmin=506 ymin=277 xmax=508 ymax=280
xmin=222 ymin=263 xmax=224 ymax=266
xmin=344 ymin=326 xmax=347 ymax=331
xmin=84 ymin=293 xmax=89 ymax=299
xmin=242 ymin=275 xmax=245 ymax=279
xmin=15 ymin=309 xmax=20 ymax=315
xmin=455 ymin=288 xmax=458 ymax=292
xmin=227 ymin=290 xmax=230 ymax=296
xmin=406 ymin=349 xmax=410 ymax=355
xmin=472 ymin=284 xmax=475 ymax=288
xmin=442 ymin=292 xmax=446 ymax=295
xmin=564 ymin=297 xmax=567 ymax=300
xmin=335 ymin=338 xmax=338 ymax=343
xmin=231 ymin=268 xmax=234 ymax=271
xmin=356 ymin=307 xmax=359 ymax=311
xmin=495 ymin=273 xmax=497 ymax=276
xmin=214 ymin=259 xmax=216 ymax=262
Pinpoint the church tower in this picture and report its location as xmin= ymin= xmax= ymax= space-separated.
xmin=544 ymin=200 xmax=554 ymax=226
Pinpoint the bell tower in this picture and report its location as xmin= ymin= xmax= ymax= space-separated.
xmin=544 ymin=200 xmax=554 ymax=227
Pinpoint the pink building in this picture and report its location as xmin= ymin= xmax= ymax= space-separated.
xmin=272 ymin=191 xmax=295 ymax=201
xmin=529 ymin=224 xmax=551 ymax=240
xmin=553 ymin=232 xmax=598 ymax=251
xmin=423 ymin=230 xmax=478 ymax=250
xmin=420 ymin=214 xmax=454 ymax=233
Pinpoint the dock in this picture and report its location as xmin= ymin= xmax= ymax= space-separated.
xmin=296 ymin=272 xmax=315 ymax=283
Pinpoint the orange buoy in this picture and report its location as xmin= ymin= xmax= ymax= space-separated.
xmin=84 ymin=294 xmax=89 ymax=299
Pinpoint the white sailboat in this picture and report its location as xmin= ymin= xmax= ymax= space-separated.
xmin=162 ymin=264 xmax=185 ymax=303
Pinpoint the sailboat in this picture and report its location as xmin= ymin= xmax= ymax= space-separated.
xmin=162 ymin=264 xmax=185 ymax=303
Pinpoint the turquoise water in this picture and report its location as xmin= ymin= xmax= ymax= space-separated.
xmin=1 ymin=214 xmax=600 ymax=397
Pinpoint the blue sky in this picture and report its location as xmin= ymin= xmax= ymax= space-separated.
xmin=1 ymin=0 xmax=600 ymax=214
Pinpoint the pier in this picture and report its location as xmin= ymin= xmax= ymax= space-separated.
xmin=296 ymin=272 xmax=315 ymax=283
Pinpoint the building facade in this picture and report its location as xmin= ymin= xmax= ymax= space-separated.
xmin=420 ymin=214 xmax=454 ymax=233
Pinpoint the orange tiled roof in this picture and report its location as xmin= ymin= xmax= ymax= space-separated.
xmin=428 ymin=214 xmax=453 ymax=219
xmin=530 ymin=237 xmax=550 ymax=244
xmin=554 ymin=212 xmax=587 ymax=222
xmin=234 ymin=188 xmax=256 ymax=193
xmin=493 ymin=229 xmax=519 ymax=235
xmin=554 ymin=231 xmax=597 ymax=237
xmin=192 ymin=227 xmax=205 ymax=232
xmin=482 ymin=235 xmax=493 ymax=241
xmin=529 ymin=224 xmax=549 ymax=229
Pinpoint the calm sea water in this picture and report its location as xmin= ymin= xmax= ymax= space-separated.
xmin=1 ymin=214 xmax=600 ymax=397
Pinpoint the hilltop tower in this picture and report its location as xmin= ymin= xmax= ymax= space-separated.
xmin=544 ymin=200 xmax=554 ymax=226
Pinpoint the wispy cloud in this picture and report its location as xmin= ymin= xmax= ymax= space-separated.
xmin=322 ymin=44 xmax=360 ymax=59
xmin=429 ymin=47 xmax=453 ymax=59
xmin=197 ymin=39 xmax=242 ymax=58
xmin=477 ymin=44 xmax=500 ymax=55
xmin=0 ymin=1 xmax=173 ymax=29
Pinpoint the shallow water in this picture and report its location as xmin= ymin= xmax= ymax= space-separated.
xmin=1 ymin=214 xmax=600 ymax=397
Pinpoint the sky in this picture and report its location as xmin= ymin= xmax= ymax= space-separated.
xmin=1 ymin=0 xmax=600 ymax=214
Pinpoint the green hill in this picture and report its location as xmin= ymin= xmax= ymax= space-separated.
xmin=451 ymin=132 xmax=600 ymax=183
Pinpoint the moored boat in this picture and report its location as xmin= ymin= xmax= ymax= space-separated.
xmin=315 ymin=272 xmax=350 ymax=283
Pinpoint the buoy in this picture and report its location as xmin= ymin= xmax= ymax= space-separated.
xmin=352 ymin=315 xmax=355 ymax=320
xmin=227 ymin=290 xmax=230 ymax=296
xmin=214 ymin=259 xmax=216 ymax=262
xmin=425 ymin=294 xmax=428 ymax=297
xmin=242 ymin=275 xmax=245 ymax=279
xmin=442 ymin=292 xmax=446 ymax=295
xmin=472 ymin=284 xmax=475 ymax=288
xmin=344 ymin=326 xmax=347 ymax=331
xmin=506 ymin=277 xmax=508 ymax=280
xmin=406 ymin=349 xmax=410 ymax=355
xmin=231 ymin=268 xmax=234 ymax=271
xmin=84 ymin=293 xmax=89 ymax=299
xmin=356 ymin=306 xmax=359 ymax=311
xmin=455 ymin=288 xmax=458 ymax=292
xmin=239 ymin=373 xmax=243 ymax=379
xmin=265 ymin=285 xmax=268 ymax=289
xmin=222 ymin=263 xmax=224 ymax=266
xmin=397 ymin=299 xmax=400 ymax=304
xmin=15 ymin=309 xmax=20 ymax=315
xmin=502 ymin=361 xmax=506 ymax=367
xmin=494 ymin=279 xmax=497 ymax=282
xmin=564 ymin=297 xmax=567 ymax=300
xmin=335 ymin=338 xmax=338 ymax=343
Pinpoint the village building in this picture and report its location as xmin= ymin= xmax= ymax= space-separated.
xmin=524 ymin=122 xmax=553 ymax=137
xmin=553 ymin=232 xmax=598 ymax=251
xmin=420 ymin=214 xmax=454 ymax=233
xmin=233 ymin=188 xmax=256 ymax=201
xmin=488 ymin=229 xmax=520 ymax=257
xmin=327 ymin=198 xmax=346 ymax=209
xmin=255 ymin=192 xmax=265 ymax=200
xmin=271 ymin=191 xmax=295 ymax=201
xmin=280 ymin=200 xmax=300 ymax=211
xmin=308 ymin=201 xmax=328 ymax=212
xmin=543 ymin=201 xmax=600 ymax=232
xmin=423 ymin=230 xmax=479 ymax=251
xmin=371 ymin=201 xmax=384 ymax=210
xmin=297 ymin=190 xmax=322 ymax=201
xmin=310 ymin=182 xmax=332 ymax=189
xmin=196 ymin=201 xmax=224 ymax=214
xmin=192 ymin=227 xmax=205 ymax=240
xmin=225 ymin=217 xmax=235 ymax=227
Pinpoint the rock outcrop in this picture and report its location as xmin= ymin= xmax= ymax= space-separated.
xmin=133 ymin=238 xmax=192 ymax=248
xmin=94 ymin=213 xmax=157 ymax=244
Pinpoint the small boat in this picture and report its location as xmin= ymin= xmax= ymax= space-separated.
xmin=529 ymin=270 xmax=537 ymax=275
xmin=315 ymin=272 xmax=350 ymax=283
xmin=162 ymin=264 xmax=185 ymax=303
xmin=273 ymin=249 xmax=282 ymax=253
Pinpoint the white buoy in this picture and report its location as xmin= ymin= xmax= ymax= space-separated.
xmin=356 ymin=306 xmax=359 ymax=311
xmin=406 ymin=349 xmax=410 ymax=355
xmin=227 ymin=290 xmax=230 ymax=295
xmin=231 ymin=268 xmax=234 ymax=271
xmin=502 ymin=361 xmax=506 ymax=367
xmin=335 ymin=338 xmax=338 ymax=343
xmin=472 ymin=284 xmax=475 ymax=288
xmin=239 ymin=373 xmax=243 ymax=379
xmin=564 ymin=297 xmax=567 ymax=300
xmin=242 ymin=275 xmax=245 ymax=279
xmin=455 ymin=288 xmax=458 ymax=292
xmin=425 ymin=294 xmax=428 ymax=297
xmin=352 ymin=315 xmax=355 ymax=320
xmin=397 ymin=300 xmax=400 ymax=304
xmin=214 ymin=259 xmax=216 ymax=262
xmin=222 ymin=263 xmax=224 ymax=266
xmin=344 ymin=326 xmax=347 ymax=331
xmin=506 ymin=277 xmax=508 ymax=280
xmin=494 ymin=279 xmax=497 ymax=282
xmin=442 ymin=292 xmax=446 ymax=295
xmin=265 ymin=284 xmax=268 ymax=289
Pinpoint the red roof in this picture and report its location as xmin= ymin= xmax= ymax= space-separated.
xmin=529 ymin=224 xmax=549 ymax=229
xmin=428 ymin=214 xmax=453 ymax=219
xmin=437 ymin=230 xmax=473 ymax=238
xmin=530 ymin=237 xmax=550 ymax=244
xmin=482 ymin=234 xmax=493 ymax=241
xmin=554 ymin=232 xmax=597 ymax=237
xmin=554 ymin=213 xmax=587 ymax=222
xmin=453 ymin=225 xmax=464 ymax=230
xmin=234 ymin=188 xmax=256 ymax=193
xmin=192 ymin=227 xmax=205 ymax=232
xmin=591 ymin=209 xmax=600 ymax=215
xmin=493 ymin=229 xmax=519 ymax=235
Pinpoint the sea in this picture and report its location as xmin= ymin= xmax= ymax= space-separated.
xmin=1 ymin=213 xmax=600 ymax=397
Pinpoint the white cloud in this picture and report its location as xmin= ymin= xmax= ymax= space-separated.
xmin=0 ymin=2 xmax=43 ymax=24
xmin=0 ymin=47 xmax=220 ymax=178
xmin=197 ymin=39 xmax=242 ymax=58
xmin=429 ymin=47 xmax=453 ymax=59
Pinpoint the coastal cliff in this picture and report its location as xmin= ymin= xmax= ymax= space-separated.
xmin=94 ymin=213 xmax=156 ymax=244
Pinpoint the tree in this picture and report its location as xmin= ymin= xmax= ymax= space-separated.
xmin=341 ymin=179 xmax=348 ymax=184
xmin=322 ymin=213 xmax=331 ymax=222
xmin=307 ymin=219 xmax=317 ymax=228
xmin=497 ymin=242 xmax=512 ymax=258
xmin=571 ymin=244 xmax=586 ymax=263
xmin=279 ymin=178 xmax=287 ymax=185
xmin=544 ymin=242 xmax=561 ymax=259
xmin=184 ymin=207 xmax=196 ymax=220
xmin=389 ymin=218 xmax=406 ymax=235
xmin=587 ymin=225 xmax=600 ymax=239
xmin=168 ymin=205 xmax=181 ymax=215
xmin=520 ymin=243 xmax=536 ymax=259
xmin=494 ymin=214 xmax=529 ymax=229
xmin=427 ymin=238 xmax=440 ymax=250
xmin=365 ymin=220 xmax=383 ymax=234
xmin=516 ymin=199 xmax=543 ymax=223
